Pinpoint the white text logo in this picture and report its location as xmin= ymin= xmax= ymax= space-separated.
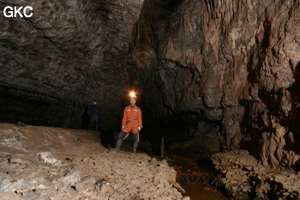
xmin=3 ymin=6 xmax=33 ymax=18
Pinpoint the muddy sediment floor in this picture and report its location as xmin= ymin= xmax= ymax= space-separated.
xmin=0 ymin=123 xmax=188 ymax=200
xmin=5 ymin=122 xmax=298 ymax=200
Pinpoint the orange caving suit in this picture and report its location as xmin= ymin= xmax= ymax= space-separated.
xmin=122 ymin=105 xmax=142 ymax=135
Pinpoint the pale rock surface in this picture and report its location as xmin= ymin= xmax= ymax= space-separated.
xmin=211 ymin=150 xmax=300 ymax=199
xmin=0 ymin=123 xmax=187 ymax=200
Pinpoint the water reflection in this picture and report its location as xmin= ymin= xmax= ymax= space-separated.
xmin=181 ymin=182 xmax=227 ymax=200
xmin=166 ymin=153 xmax=228 ymax=200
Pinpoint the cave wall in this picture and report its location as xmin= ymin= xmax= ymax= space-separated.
xmin=0 ymin=0 xmax=144 ymax=129
xmin=1 ymin=0 xmax=300 ymax=168
xmin=129 ymin=0 xmax=300 ymax=166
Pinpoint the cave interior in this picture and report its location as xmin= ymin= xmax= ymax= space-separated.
xmin=1 ymin=1 xmax=300 ymax=198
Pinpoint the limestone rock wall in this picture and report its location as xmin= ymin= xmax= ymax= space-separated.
xmin=129 ymin=0 xmax=300 ymax=167
xmin=0 ymin=0 xmax=144 ymax=128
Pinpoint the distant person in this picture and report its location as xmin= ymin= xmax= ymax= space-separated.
xmin=90 ymin=102 xmax=100 ymax=131
xmin=81 ymin=107 xmax=89 ymax=130
xmin=113 ymin=92 xmax=142 ymax=153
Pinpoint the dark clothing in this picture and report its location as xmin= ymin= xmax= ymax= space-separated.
xmin=90 ymin=105 xmax=100 ymax=117
xmin=81 ymin=110 xmax=89 ymax=130
xmin=90 ymin=105 xmax=100 ymax=130
xmin=118 ymin=131 xmax=139 ymax=142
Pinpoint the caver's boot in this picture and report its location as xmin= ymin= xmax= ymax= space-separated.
xmin=133 ymin=142 xmax=138 ymax=153
xmin=112 ymin=139 xmax=123 ymax=151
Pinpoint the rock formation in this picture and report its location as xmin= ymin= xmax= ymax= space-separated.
xmin=1 ymin=0 xmax=300 ymax=199
xmin=0 ymin=123 xmax=185 ymax=200
xmin=0 ymin=0 xmax=145 ymax=129
xmin=211 ymin=150 xmax=300 ymax=199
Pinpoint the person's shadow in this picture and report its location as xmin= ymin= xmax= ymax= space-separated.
xmin=99 ymin=128 xmax=116 ymax=149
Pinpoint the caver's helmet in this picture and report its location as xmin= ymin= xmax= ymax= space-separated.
xmin=129 ymin=91 xmax=137 ymax=100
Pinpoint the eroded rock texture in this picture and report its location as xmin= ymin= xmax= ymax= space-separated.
xmin=0 ymin=0 xmax=144 ymax=129
xmin=131 ymin=0 xmax=300 ymax=168
xmin=1 ymin=0 xmax=300 ymax=175
xmin=211 ymin=150 xmax=300 ymax=199
xmin=0 ymin=123 xmax=184 ymax=200
xmin=1 ymin=0 xmax=300 ymax=199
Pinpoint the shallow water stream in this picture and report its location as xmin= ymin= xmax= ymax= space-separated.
xmin=166 ymin=153 xmax=228 ymax=200
xmin=181 ymin=182 xmax=227 ymax=200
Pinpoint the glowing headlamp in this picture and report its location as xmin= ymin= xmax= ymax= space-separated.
xmin=129 ymin=91 xmax=137 ymax=99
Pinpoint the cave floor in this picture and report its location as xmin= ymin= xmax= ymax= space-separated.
xmin=0 ymin=123 xmax=184 ymax=200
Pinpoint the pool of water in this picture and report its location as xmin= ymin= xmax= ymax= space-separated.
xmin=165 ymin=153 xmax=228 ymax=200
xmin=181 ymin=182 xmax=227 ymax=200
